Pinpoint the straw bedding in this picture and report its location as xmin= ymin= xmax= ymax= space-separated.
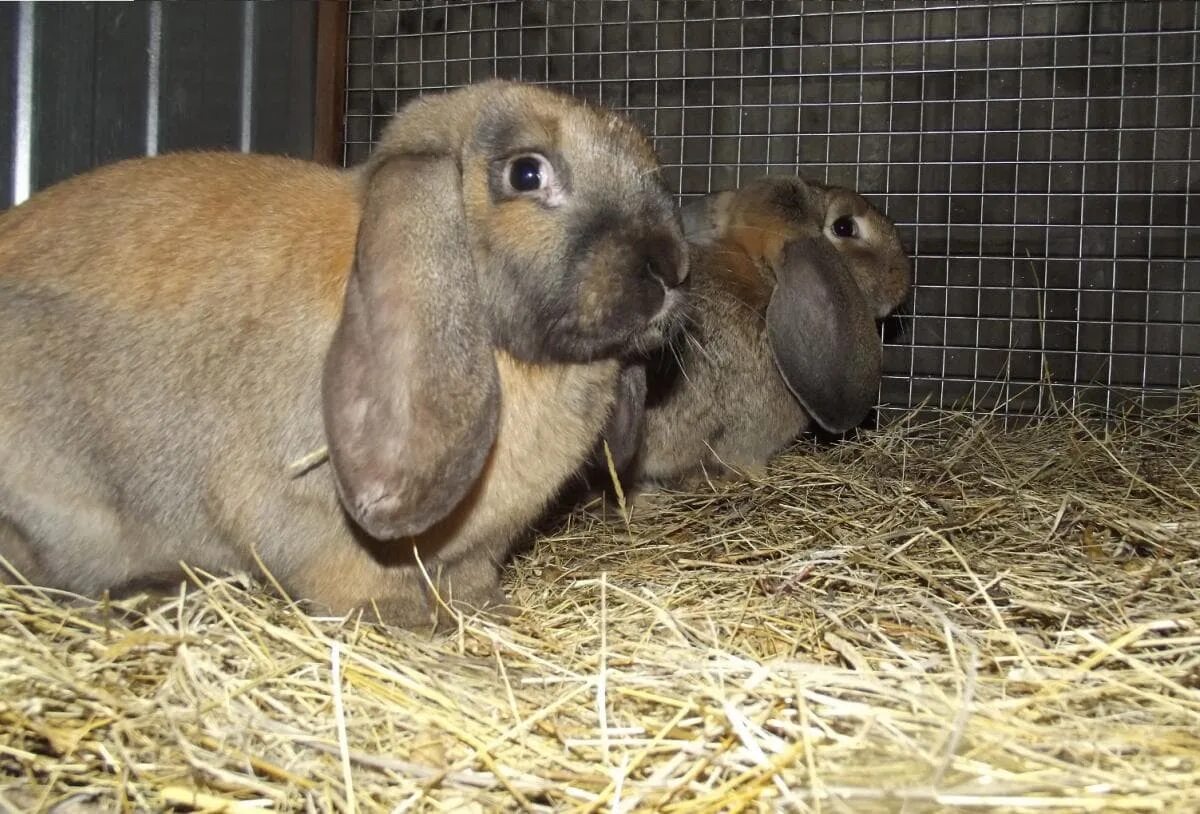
xmin=2 ymin=397 xmax=1197 ymax=812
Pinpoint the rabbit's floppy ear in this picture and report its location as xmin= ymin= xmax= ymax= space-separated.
xmin=766 ymin=237 xmax=881 ymax=434
xmin=597 ymin=363 xmax=648 ymax=475
xmin=322 ymin=155 xmax=500 ymax=540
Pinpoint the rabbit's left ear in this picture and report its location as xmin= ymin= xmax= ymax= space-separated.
xmin=766 ymin=237 xmax=881 ymax=434
xmin=322 ymin=156 xmax=500 ymax=540
xmin=596 ymin=363 xmax=647 ymax=475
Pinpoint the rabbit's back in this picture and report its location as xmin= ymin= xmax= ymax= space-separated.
xmin=0 ymin=154 xmax=361 ymax=593
xmin=0 ymin=152 xmax=358 ymax=300
xmin=0 ymin=152 xmax=362 ymax=469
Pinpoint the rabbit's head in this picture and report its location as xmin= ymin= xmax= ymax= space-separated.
xmin=323 ymin=81 xmax=688 ymax=540
xmin=681 ymin=175 xmax=911 ymax=434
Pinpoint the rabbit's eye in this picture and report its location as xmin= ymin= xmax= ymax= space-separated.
xmin=832 ymin=216 xmax=858 ymax=239
xmin=509 ymin=156 xmax=547 ymax=193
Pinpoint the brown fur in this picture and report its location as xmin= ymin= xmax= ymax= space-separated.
xmin=701 ymin=244 xmax=774 ymax=315
xmin=0 ymin=81 xmax=686 ymax=629
xmin=290 ymin=354 xmax=619 ymax=627
xmin=635 ymin=175 xmax=911 ymax=486
xmin=0 ymin=152 xmax=357 ymax=312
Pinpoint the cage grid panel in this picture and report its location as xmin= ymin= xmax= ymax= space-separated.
xmin=343 ymin=0 xmax=1199 ymax=421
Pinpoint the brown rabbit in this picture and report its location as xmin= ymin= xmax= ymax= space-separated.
xmin=0 ymin=80 xmax=687 ymax=628
xmin=630 ymin=175 xmax=910 ymax=487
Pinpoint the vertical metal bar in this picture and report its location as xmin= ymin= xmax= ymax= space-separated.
xmin=1146 ymin=0 xmax=1163 ymax=402
xmin=1104 ymin=1 xmax=1130 ymax=414
xmin=596 ymin=0 xmax=604 ymax=104
xmin=793 ymin=2 xmax=804 ymax=183
xmin=391 ymin=0 xmax=399 ymax=114
xmin=145 ymin=0 xmax=162 ymax=157
xmin=521 ymin=2 xmax=530 ymax=84
xmin=623 ymin=0 xmax=631 ymax=113
xmin=371 ymin=0 xmax=380 ymax=138
xmin=468 ymin=0 xmax=475 ymax=84
xmin=941 ymin=5 xmax=956 ymax=411
xmin=976 ymin=3 xmax=990 ymax=414
xmin=979 ymin=2 xmax=1003 ymax=417
xmin=823 ymin=5 xmax=832 ymax=178
xmin=705 ymin=3 xmax=716 ymax=192
xmin=1181 ymin=1 xmax=1199 ymax=399
xmin=734 ymin=1 xmax=746 ymax=185
xmin=900 ymin=0 xmax=918 ymax=414
xmin=854 ymin=5 xmax=865 ymax=191
xmin=921 ymin=6 xmax=941 ymax=415
xmin=341 ymin=1 xmax=354 ymax=166
xmin=12 ymin=0 xmax=35 ymax=205
xmin=1071 ymin=6 xmax=1094 ymax=408
xmin=239 ymin=0 xmax=256 ymax=152
xmin=1041 ymin=1 xmax=1061 ymax=415
xmin=652 ymin=0 xmax=665 ymax=193
xmin=1010 ymin=2 xmax=1028 ymax=420
xmin=542 ymin=0 xmax=549 ymax=91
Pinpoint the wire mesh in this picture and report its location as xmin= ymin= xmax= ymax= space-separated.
xmin=343 ymin=0 xmax=1199 ymax=420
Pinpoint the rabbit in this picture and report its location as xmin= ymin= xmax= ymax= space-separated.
xmin=627 ymin=174 xmax=910 ymax=488
xmin=0 ymin=79 xmax=688 ymax=629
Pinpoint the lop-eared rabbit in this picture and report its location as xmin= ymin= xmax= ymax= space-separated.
xmin=631 ymin=175 xmax=910 ymax=487
xmin=0 ymin=80 xmax=687 ymax=628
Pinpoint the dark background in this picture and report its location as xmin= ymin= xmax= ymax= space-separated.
xmin=0 ymin=1 xmax=332 ymax=209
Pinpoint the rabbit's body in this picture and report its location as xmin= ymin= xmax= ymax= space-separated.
xmin=0 ymin=82 xmax=686 ymax=626
xmin=0 ymin=153 xmax=350 ymax=598
xmin=638 ymin=247 xmax=808 ymax=482
xmin=633 ymin=176 xmax=910 ymax=487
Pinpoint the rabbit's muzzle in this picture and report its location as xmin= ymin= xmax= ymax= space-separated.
xmin=575 ymin=222 xmax=688 ymax=356
xmin=484 ymin=212 xmax=688 ymax=363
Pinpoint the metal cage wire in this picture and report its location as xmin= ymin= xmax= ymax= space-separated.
xmin=343 ymin=0 xmax=1199 ymax=421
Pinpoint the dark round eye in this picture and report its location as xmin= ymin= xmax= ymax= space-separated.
xmin=832 ymin=215 xmax=858 ymax=238
xmin=509 ymin=156 xmax=545 ymax=193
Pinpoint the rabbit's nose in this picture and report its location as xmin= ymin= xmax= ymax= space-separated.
xmin=643 ymin=256 xmax=673 ymax=287
xmin=639 ymin=234 xmax=688 ymax=289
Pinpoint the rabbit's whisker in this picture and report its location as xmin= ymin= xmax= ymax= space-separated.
xmin=684 ymin=282 xmax=767 ymax=329
xmin=668 ymin=326 xmax=697 ymax=385
xmin=683 ymin=328 xmax=714 ymax=364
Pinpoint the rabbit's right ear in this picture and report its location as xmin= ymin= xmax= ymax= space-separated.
xmin=322 ymin=156 xmax=500 ymax=540
xmin=766 ymin=237 xmax=881 ymax=434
